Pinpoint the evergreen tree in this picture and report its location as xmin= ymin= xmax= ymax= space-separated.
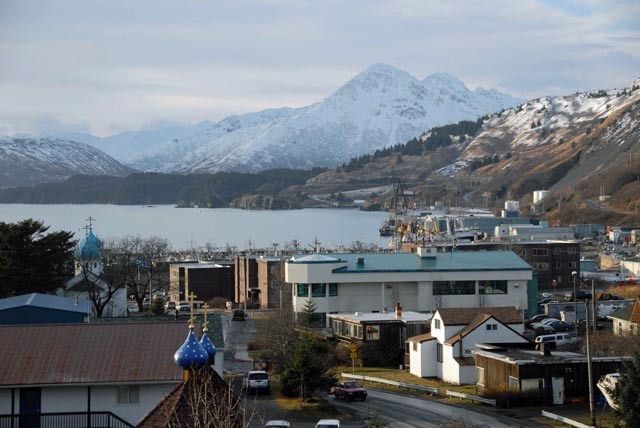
xmin=297 ymin=298 xmax=318 ymax=327
xmin=0 ymin=219 xmax=75 ymax=297
xmin=615 ymin=336 xmax=640 ymax=427
xmin=280 ymin=331 xmax=336 ymax=399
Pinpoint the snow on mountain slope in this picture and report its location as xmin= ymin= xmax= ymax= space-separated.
xmin=0 ymin=137 xmax=134 ymax=188
xmin=63 ymin=64 xmax=521 ymax=173
xmin=462 ymin=86 xmax=640 ymax=160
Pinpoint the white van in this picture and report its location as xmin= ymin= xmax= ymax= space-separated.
xmin=535 ymin=333 xmax=575 ymax=349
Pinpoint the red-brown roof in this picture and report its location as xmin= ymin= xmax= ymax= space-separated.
xmin=0 ymin=322 xmax=191 ymax=386
xmin=436 ymin=306 xmax=523 ymax=325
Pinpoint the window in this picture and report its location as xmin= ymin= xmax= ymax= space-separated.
xmin=296 ymin=283 xmax=309 ymax=297
xmin=311 ymin=283 xmax=326 ymax=297
xmin=552 ymin=261 xmax=562 ymax=269
xmin=568 ymin=261 xmax=577 ymax=269
xmin=552 ymin=248 xmax=562 ymax=255
xmin=485 ymin=323 xmax=497 ymax=331
xmin=479 ymin=280 xmax=508 ymax=294
xmin=329 ymin=283 xmax=338 ymax=297
xmin=477 ymin=367 xmax=485 ymax=386
xmin=436 ymin=343 xmax=443 ymax=363
xmin=433 ymin=280 xmax=476 ymax=295
xmin=333 ymin=320 xmax=342 ymax=334
xmin=356 ymin=325 xmax=362 ymax=339
xmin=532 ymin=248 xmax=548 ymax=256
xmin=117 ymin=386 xmax=139 ymax=405
xmin=568 ymin=247 xmax=577 ymax=254
xmin=533 ymin=262 xmax=549 ymax=270
xmin=366 ymin=325 xmax=380 ymax=340
xmin=412 ymin=342 xmax=417 ymax=352
xmin=434 ymin=318 xmax=441 ymax=329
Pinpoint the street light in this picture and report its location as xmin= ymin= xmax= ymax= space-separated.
xmin=571 ymin=271 xmax=579 ymax=336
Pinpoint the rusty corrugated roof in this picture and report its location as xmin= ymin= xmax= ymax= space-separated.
xmin=0 ymin=322 xmax=192 ymax=386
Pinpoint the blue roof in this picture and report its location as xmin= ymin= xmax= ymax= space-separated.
xmin=0 ymin=293 xmax=92 ymax=314
xmin=290 ymin=251 xmax=531 ymax=273
xmin=74 ymin=229 xmax=102 ymax=260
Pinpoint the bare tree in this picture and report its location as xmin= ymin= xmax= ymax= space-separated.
xmin=125 ymin=236 xmax=170 ymax=311
xmin=76 ymin=237 xmax=130 ymax=317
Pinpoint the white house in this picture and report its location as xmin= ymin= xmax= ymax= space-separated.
xmin=407 ymin=306 xmax=528 ymax=385
xmin=285 ymin=247 xmax=532 ymax=320
xmin=0 ymin=321 xmax=224 ymax=427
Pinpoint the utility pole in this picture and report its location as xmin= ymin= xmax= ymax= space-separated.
xmin=585 ymin=298 xmax=596 ymax=427
xmin=591 ymin=279 xmax=597 ymax=334
xmin=572 ymin=271 xmax=579 ymax=336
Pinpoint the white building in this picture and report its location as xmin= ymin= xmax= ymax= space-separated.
xmin=494 ymin=224 xmax=575 ymax=241
xmin=0 ymin=321 xmax=224 ymax=427
xmin=407 ymin=307 xmax=528 ymax=384
xmin=285 ymin=247 xmax=532 ymax=318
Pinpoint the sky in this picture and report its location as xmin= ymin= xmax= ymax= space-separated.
xmin=1 ymin=0 xmax=638 ymax=137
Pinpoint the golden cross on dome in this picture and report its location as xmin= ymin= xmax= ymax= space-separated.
xmin=186 ymin=292 xmax=204 ymax=329
xmin=202 ymin=303 xmax=210 ymax=333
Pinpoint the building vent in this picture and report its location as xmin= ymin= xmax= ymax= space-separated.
xmin=356 ymin=257 xmax=365 ymax=265
xmin=417 ymin=246 xmax=437 ymax=258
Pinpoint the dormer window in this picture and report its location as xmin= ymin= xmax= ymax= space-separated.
xmin=434 ymin=319 xmax=441 ymax=329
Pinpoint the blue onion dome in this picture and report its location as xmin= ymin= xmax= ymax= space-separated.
xmin=174 ymin=328 xmax=209 ymax=369
xmin=199 ymin=330 xmax=216 ymax=361
xmin=74 ymin=229 xmax=102 ymax=260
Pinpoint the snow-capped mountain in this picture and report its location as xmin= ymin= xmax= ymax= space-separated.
xmin=0 ymin=137 xmax=134 ymax=188
xmin=75 ymin=64 xmax=522 ymax=173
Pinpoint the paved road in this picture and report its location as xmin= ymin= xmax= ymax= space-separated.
xmin=331 ymin=390 xmax=540 ymax=428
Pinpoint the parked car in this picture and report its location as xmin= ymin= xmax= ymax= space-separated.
xmin=598 ymin=293 xmax=624 ymax=301
xmin=315 ymin=420 xmax=340 ymax=428
xmin=535 ymin=333 xmax=577 ymax=350
xmin=531 ymin=318 xmax=560 ymax=329
xmin=175 ymin=301 xmax=191 ymax=313
xmin=534 ymin=320 xmax=573 ymax=335
xmin=538 ymin=298 xmax=560 ymax=305
xmin=569 ymin=290 xmax=593 ymax=300
xmin=164 ymin=301 xmax=176 ymax=313
xmin=232 ymin=309 xmax=246 ymax=321
xmin=127 ymin=301 xmax=139 ymax=313
xmin=242 ymin=370 xmax=270 ymax=394
xmin=330 ymin=381 xmax=367 ymax=401
xmin=525 ymin=314 xmax=550 ymax=329
xmin=265 ymin=421 xmax=291 ymax=428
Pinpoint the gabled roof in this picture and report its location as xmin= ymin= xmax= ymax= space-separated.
xmin=443 ymin=313 xmax=528 ymax=346
xmin=436 ymin=306 xmax=523 ymax=325
xmin=0 ymin=322 xmax=194 ymax=387
xmin=608 ymin=305 xmax=634 ymax=322
xmin=0 ymin=293 xmax=91 ymax=314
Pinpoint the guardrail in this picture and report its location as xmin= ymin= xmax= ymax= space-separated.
xmin=445 ymin=390 xmax=496 ymax=406
xmin=541 ymin=410 xmax=594 ymax=428
xmin=341 ymin=373 xmax=439 ymax=395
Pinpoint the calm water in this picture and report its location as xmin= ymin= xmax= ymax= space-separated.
xmin=0 ymin=204 xmax=389 ymax=250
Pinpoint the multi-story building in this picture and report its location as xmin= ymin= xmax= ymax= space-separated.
xmin=235 ymin=256 xmax=286 ymax=308
xmin=285 ymin=247 xmax=533 ymax=323
xmin=169 ymin=263 xmax=234 ymax=303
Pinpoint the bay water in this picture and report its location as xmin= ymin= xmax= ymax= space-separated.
xmin=0 ymin=204 xmax=389 ymax=250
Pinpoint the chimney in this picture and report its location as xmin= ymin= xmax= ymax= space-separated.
xmin=538 ymin=342 xmax=553 ymax=356
xmin=395 ymin=302 xmax=402 ymax=319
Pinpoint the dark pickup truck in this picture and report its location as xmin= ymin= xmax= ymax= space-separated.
xmin=330 ymin=381 xmax=367 ymax=401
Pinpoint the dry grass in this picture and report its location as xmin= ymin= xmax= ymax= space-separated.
xmin=270 ymin=383 xmax=343 ymax=419
xmin=534 ymin=410 xmax=618 ymax=428
xmin=606 ymin=284 xmax=640 ymax=300
xmin=340 ymin=367 xmax=477 ymax=397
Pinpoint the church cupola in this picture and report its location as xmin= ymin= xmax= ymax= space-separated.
xmin=174 ymin=326 xmax=209 ymax=371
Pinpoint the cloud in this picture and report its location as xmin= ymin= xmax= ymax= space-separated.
xmin=0 ymin=0 xmax=638 ymax=136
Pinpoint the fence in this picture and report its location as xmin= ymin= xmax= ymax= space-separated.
xmin=0 ymin=411 xmax=134 ymax=428
xmin=341 ymin=373 xmax=439 ymax=395
xmin=541 ymin=410 xmax=594 ymax=428
xmin=445 ymin=390 xmax=497 ymax=406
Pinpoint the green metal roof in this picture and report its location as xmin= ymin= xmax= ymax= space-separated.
xmin=290 ymin=251 xmax=531 ymax=273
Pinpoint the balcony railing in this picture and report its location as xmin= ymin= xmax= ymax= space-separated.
xmin=0 ymin=411 xmax=134 ymax=428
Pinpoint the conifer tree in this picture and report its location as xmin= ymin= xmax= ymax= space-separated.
xmin=615 ymin=336 xmax=640 ymax=427
xmin=298 ymin=299 xmax=318 ymax=327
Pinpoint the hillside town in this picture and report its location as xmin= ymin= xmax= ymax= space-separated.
xmin=1 ymin=199 xmax=640 ymax=427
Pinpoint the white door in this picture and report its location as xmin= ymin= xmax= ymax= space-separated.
xmin=552 ymin=377 xmax=564 ymax=405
